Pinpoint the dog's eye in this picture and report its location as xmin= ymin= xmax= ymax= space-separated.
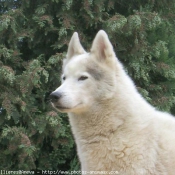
xmin=78 ymin=76 xmax=88 ymax=81
xmin=62 ymin=76 xmax=66 ymax=80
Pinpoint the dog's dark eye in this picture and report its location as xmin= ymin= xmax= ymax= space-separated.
xmin=78 ymin=76 xmax=88 ymax=81
xmin=62 ymin=76 xmax=66 ymax=80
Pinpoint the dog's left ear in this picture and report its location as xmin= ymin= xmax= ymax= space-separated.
xmin=67 ymin=32 xmax=86 ymax=59
xmin=91 ymin=30 xmax=115 ymax=64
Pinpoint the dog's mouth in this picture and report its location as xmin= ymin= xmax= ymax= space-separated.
xmin=55 ymin=105 xmax=70 ymax=110
xmin=51 ymin=103 xmax=69 ymax=112
xmin=51 ymin=103 xmax=83 ymax=112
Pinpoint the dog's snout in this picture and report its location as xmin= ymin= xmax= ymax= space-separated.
xmin=50 ymin=91 xmax=62 ymax=102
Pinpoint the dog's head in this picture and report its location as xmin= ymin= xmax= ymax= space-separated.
xmin=50 ymin=30 xmax=118 ymax=113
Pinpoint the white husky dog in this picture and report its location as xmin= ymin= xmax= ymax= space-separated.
xmin=50 ymin=30 xmax=175 ymax=175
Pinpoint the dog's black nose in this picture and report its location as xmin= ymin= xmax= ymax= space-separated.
xmin=50 ymin=91 xmax=62 ymax=102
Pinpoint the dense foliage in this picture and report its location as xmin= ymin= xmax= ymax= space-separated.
xmin=0 ymin=0 xmax=175 ymax=172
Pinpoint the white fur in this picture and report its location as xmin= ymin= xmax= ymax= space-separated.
xmin=51 ymin=30 xmax=175 ymax=175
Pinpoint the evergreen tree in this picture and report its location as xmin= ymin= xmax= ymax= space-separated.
xmin=0 ymin=0 xmax=175 ymax=172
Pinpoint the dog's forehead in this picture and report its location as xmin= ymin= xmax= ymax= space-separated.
xmin=63 ymin=53 xmax=106 ymax=81
xmin=64 ymin=54 xmax=89 ymax=74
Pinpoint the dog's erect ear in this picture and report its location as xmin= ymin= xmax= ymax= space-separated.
xmin=90 ymin=30 xmax=115 ymax=64
xmin=67 ymin=32 xmax=86 ymax=59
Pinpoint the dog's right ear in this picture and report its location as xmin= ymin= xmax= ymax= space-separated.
xmin=67 ymin=32 xmax=86 ymax=59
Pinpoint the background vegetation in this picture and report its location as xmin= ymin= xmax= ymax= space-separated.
xmin=0 ymin=0 xmax=175 ymax=173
